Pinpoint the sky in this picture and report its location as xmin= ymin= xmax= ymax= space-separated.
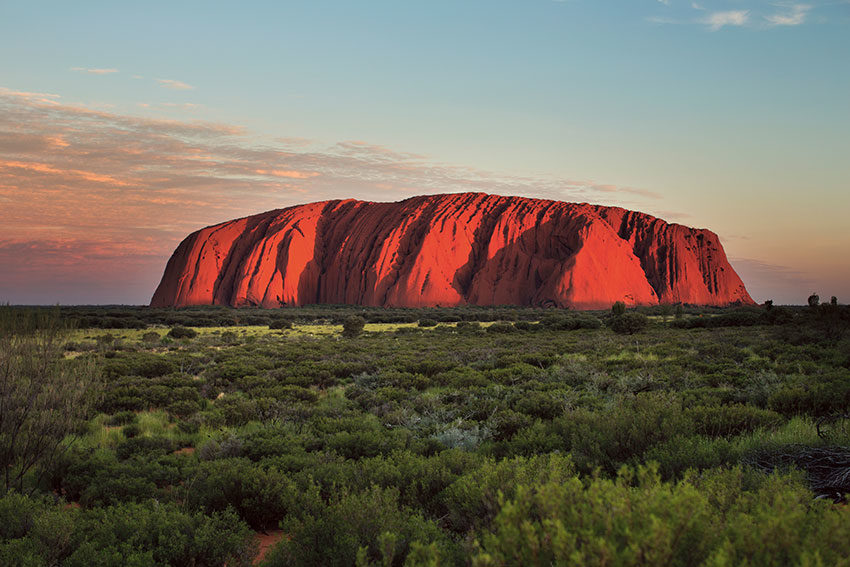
xmin=1 ymin=0 xmax=848 ymax=305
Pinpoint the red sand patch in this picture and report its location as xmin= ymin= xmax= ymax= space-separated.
xmin=253 ymin=530 xmax=286 ymax=565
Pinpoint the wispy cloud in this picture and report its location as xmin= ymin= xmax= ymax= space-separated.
xmin=0 ymin=87 xmax=61 ymax=105
xmin=647 ymin=15 xmax=680 ymax=24
xmin=765 ymin=4 xmax=811 ymax=26
xmin=70 ymin=67 xmax=118 ymax=75
xmin=0 ymin=160 xmax=130 ymax=186
xmin=648 ymin=2 xmax=824 ymax=30
xmin=703 ymin=10 xmax=749 ymax=30
xmin=591 ymin=184 xmax=661 ymax=199
xmin=0 ymin=89 xmax=660 ymax=303
xmin=652 ymin=210 xmax=693 ymax=221
xmin=139 ymin=102 xmax=204 ymax=111
xmin=156 ymin=78 xmax=194 ymax=90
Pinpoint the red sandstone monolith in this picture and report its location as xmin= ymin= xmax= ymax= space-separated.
xmin=150 ymin=193 xmax=753 ymax=309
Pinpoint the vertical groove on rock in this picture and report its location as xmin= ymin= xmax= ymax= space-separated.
xmin=454 ymin=195 xmax=515 ymax=298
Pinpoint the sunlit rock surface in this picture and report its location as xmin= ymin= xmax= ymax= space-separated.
xmin=151 ymin=193 xmax=753 ymax=309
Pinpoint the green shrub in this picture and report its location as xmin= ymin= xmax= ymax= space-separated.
xmin=220 ymin=330 xmax=239 ymax=344
xmin=512 ymin=391 xmax=563 ymax=420
xmin=188 ymin=458 xmax=312 ymax=530
xmin=0 ymin=491 xmax=74 ymax=566
xmin=168 ymin=399 xmax=201 ymax=418
xmin=487 ymin=322 xmax=516 ymax=334
xmin=342 ymin=315 xmax=366 ymax=338
xmin=685 ymin=404 xmax=783 ymax=437
xmin=644 ymin=435 xmax=737 ymax=478
xmin=489 ymin=409 xmax=533 ymax=441
xmin=767 ymin=371 xmax=850 ymax=417
xmin=609 ymin=312 xmax=649 ymax=334
xmin=121 ymin=423 xmax=141 ymax=438
xmin=167 ymin=325 xmax=197 ymax=339
xmin=141 ymin=331 xmax=161 ymax=344
xmin=115 ymin=437 xmax=176 ymax=460
xmin=441 ymin=454 xmax=576 ymax=534
xmin=267 ymin=485 xmax=453 ymax=567
xmin=198 ymin=433 xmax=245 ymax=460
xmin=473 ymin=465 xmax=850 ymax=567
xmin=133 ymin=355 xmax=176 ymax=378
xmin=548 ymin=392 xmax=690 ymax=474
xmin=572 ymin=314 xmax=604 ymax=329
xmin=214 ymin=395 xmax=259 ymax=426
xmin=66 ymin=501 xmax=254 ymax=566
xmin=539 ymin=313 xmax=569 ymax=330
xmin=107 ymin=411 xmax=138 ymax=426
xmin=269 ymin=318 xmax=293 ymax=330
xmin=79 ymin=471 xmax=159 ymax=507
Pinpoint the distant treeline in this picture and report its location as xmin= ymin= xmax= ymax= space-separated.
xmin=5 ymin=301 xmax=847 ymax=332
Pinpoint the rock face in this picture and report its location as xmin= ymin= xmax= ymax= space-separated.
xmin=150 ymin=193 xmax=754 ymax=309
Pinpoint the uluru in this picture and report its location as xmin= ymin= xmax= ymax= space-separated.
xmin=150 ymin=192 xmax=753 ymax=309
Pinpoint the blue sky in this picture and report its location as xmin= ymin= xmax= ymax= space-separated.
xmin=1 ymin=0 xmax=848 ymax=304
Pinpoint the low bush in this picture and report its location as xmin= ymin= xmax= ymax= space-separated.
xmin=107 ymin=411 xmax=138 ymax=426
xmin=167 ymin=325 xmax=198 ymax=339
xmin=473 ymin=465 xmax=850 ymax=567
xmin=686 ymin=404 xmax=783 ymax=437
xmin=269 ymin=318 xmax=293 ymax=330
xmin=342 ymin=315 xmax=366 ymax=338
xmin=141 ymin=331 xmax=161 ymax=344
xmin=267 ymin=485 xmax=455 ymax=567
xmin=609 ymin=312 xmax=649 ymax=334
xmin=115 ymin=437 xmax=177 ymax=460
xmin=121 ymin=423 xmax=141 ymax=438
xmin=188 ymin=458 xmax=313 ymax=530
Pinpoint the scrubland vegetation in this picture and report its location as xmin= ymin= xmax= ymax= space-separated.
xmin=2 ymin=301 xmax=850 ymax=566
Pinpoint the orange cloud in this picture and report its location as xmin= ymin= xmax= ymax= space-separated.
xmin=0 ymin=87 xmax=61 ymax=105
xmin=0 ymin=160 xmax=130 ymax=186
xmin=254 ymin=169 xmax=320 ymax=179
xmin=46 ymin=135 xmax=69 ymax=148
